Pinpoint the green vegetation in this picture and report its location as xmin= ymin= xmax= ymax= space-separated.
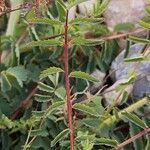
xmin=0 ymin=0 xmax=150 ymax=150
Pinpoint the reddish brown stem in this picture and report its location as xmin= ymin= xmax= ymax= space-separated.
xmin=64 ymin=10 xmax=74 ymax=150
xmin=101 ymin=28 xmax=146 ymax=41
xmin=112 ymin=128 xmax=150 ymax=150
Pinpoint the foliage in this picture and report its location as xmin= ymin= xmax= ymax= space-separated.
xmin=0 ymin=0 xmax=150 ymax=150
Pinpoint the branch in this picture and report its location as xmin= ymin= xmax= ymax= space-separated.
xmin=41 ymin=28 xmax=146 ymax=42
xmin=64 ymin=10 xmax=74 ymax=150
xmin=101 ymin=28 xmax=146 ymax=41
xmin=112 ymin=128 xmax=150 ymax=150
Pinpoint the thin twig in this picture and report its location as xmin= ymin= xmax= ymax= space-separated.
xmin=40 ymin=28 xmax=146 ymax=42
xmin=64 ymin=10 xmax=74 ymax=150
xmin=101 ymin=28 xmax=146 ymax=41
xmin=112 ymin=128 xmax=150 ymax=150
xmin=23 ymin=125 xmax=33 ymax=150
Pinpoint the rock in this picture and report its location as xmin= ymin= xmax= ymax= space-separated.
xmin=133 ymin=74 xmax=150 ymax=97
xmin=111 ymin=44 xmax=150 ymax=98
xmin=78 ymin=0 xmax=97 ymax=16
xmin=68 ymin=6 xmax=76 ymax=20
xmin=91 ymin=69 xmax=106 ymax=83
xmin=73 ymin=69 xmax=105 ymax=103
xmin=103 ymin=79 xmax=133 ymax=105
xmin=68 ymin=0 xmax=96 ymax=20
xmin=90 ymin=69 xmax=106 ymax=93
xmin=68 ymin=0 xmax=96 ymax=18
xmin=69 ymin=0 xmax=150 ymax=33
xmin=104 ymin=0 xmax=150 ymax=31
xmin=89 ymin=69 xmax=105 ymax=92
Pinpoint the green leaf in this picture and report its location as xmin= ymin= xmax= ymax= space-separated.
xmin=51 ymin=128 xmax=69 ymax=147
xmin=6 ymin=66 xmax=28 ymax=87
xmin=114 ymin=23 xmax=135 ymax=32
xmin=147 ymin=95 xmax=150 ymax=101
xmin=76 ymin=131 xmax=95 ymax=141
xmin=124 ymin=40 xmax=131 ymax=58
xmin=27 ymin=64 xmax=40 ymax=82
xmin=1 ymin=72 xmax=12 ymax=92
xmin=124 ymin=55 xmax=148 ymax=62
xmin=119 ymin=75 xmax=136 ymax=85
xmin=128 ymin=36 xmax=150 ymax=44
xmin=73 ymin=103 xmax=100 ymax=117
xmin=82 ymin=118 xmax=100 ymax=128
xmin=56 ymin=0 xmax=66 ymax=22
xmin=139 ymin=20 xmax=150 ymax=30
xmin=21 ymin=39 xmax=63 ymax=50
xmin=32 ymin=111 xmax=46 ymax=117
xmin=47 ymin=74 xmax=59 ymax=87
xmin=71 ymin=37 xmax=103 ymax=46
xmin=122 ymin=112 xmax=147 ymax=129
xmin=34 ymin=94 xmax=51 ymax=102
xmin=0 ymin=115 xmax=14 ymax=129
xmin=94 ymin=138 xmax=118 ymax=147
xmin=54 ymin=87 xmax=66 ymax=100
xmin=4 ymin=73 xmax=21 ymax=90
xmin=46 ymin=101 xmax=65 ymax=117
xmin=38 ymin=82 xmax=54 ymax=93
xmin=30 ymin=26 xmax=40 ymax=41
xmin=99 ymin=98 xmax=149 ymax=129
xmin=145 ymin=7 xmax=150 ymax=15
xmin=120 ymin=91 xmax=129 ymax=104
xmin=69 ymin=17 xmax=103 ymax=25
xmin=70 ymin=71 xmax=98 ymax=82
xmin=40 ymin=67 xmax=64 ymax=79
xmin=93 ymin=0 xmax=110 ymax=17
xmin=26 ymin=8 xmax=36 ymax=20
xmin=90 ymin=96 xmax=104 ymax=115
xmin=30 ymin=129 xmax=49 ymax=137
xmin=96 ymin=40 xmax=119 ymax=72
xmin=31 ymin=137 xmax=50 ymax=150
xmin=145 ymin=137 xmax=150 ymax=150
xmin=67 ymin=0 xmax=89 ymax=9
xmin=27 ymin=18 xmax=62 ymax=26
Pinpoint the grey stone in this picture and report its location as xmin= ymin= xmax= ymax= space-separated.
xmin=91 ymin=69 xmax=106 ymax=90
xmin=68 ymin=6 xmax=76 ymax=20
xmin=91 ymin=69 xmax=106 ymax=83
xmin=104 ymin=0 xmax=150 ymax=31
xmin=78 ymin=0 xmax=97 ymax=16
xmin=111 ymin=44 xmax=150 ymax=98
xmin=69 ymin=0 xmax=150 ymax=31
xmin=103 ymin=79 xmax=133 ymax=105
xmin=68 ymin=0 xmax=96 ymax=20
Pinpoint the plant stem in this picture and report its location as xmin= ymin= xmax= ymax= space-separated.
xmin=112 ymin=128 xmax=150 ymax=150
xmin=23 ymin=125 xmax=33 ymax=150
xmin=64 ymin=10 xmax=74 ymax=150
